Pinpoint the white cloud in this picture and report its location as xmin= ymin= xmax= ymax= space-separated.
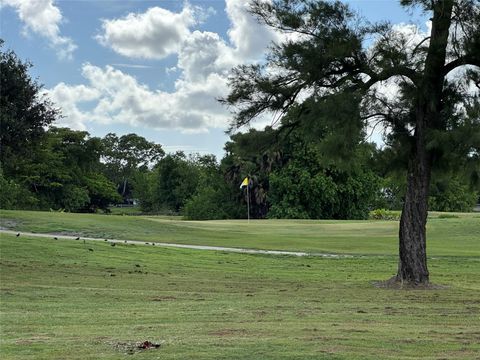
xmin=2 ymin=0 xmax=76 ymax=59
xmin=177 ymin=30 xmax=234 ymax=82
xmin=96 ymin=0 xmax=278 ymax=63
xmin=96 ymin=5 xmax=196 ymax=59
xmin=48 ymin=63 xmax=231 ymax=132
xmin=51 ymin=1 xmax=281 ymax=133
xmin=391 ymin=22 xmax=429 ymax=47
xmin=225 ymin=0 xmax=280 ymax=61
xmin=47 ymin=83 xmax=100 ymax=130
xmin=46 ymin=3 xmax=437 ymax=138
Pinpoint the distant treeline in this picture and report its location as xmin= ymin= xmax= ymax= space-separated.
xmin=1 ymin=43 xmax=478 ymax=218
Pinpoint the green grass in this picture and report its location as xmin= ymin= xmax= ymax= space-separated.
xmin=1 ymin=209 xmax=479 ymax=256
xmin=1 ymin=210 xmax=479 ymax=359
xmin=107 ymin=206 xmax=143 ymax=216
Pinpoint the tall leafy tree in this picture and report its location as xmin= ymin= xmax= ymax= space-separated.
xmin=152 ymin=152 xmax=200 ymax=212
xmin=101 ymin=133 xmax=164 ymax=200
xmin=268 ymin=138 xmax=380 ymax=220
xmin=222 ymin=128 xmax=281 ymax=219
xmin=0 ymin=41 xmax=59 ymax=178
xmin=184 ymin=155 xmax=245 ymax=220
xmin=222 ymin=0 xmax=480 ymax=285
xmin=24 ymin=127 xmax=120 ymax=212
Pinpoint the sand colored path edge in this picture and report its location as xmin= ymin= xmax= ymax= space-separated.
xmin=0 ymin=229 xmax=353 ymax=258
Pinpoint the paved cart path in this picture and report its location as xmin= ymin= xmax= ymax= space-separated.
xmin=0 ymin=229 xmax=354 ymax=258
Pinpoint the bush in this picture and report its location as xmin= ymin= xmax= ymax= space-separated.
xmin=61 ymin=185 xmax=90 ymax=212
xmin=268 ymin=162 xmax=381 ymax=220
xmin=183 ymin=187 xmax=229 ymax=220
xmin=268 ymin=204 xmax=310 ymax=219
xmin=0 ymin=169 xmax=38 ymax=209
xmin=429 ymin=178 xmax=477 ymax=212
xmin=437 ymin=213 xmax=460 ymax=219
xmin=369 ymin=209 xmax=401 ymax=221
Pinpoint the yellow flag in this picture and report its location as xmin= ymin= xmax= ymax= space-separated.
xmin=240 ymin=177 xmax=249 ymax=189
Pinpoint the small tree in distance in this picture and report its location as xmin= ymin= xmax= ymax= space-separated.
xmin=221 ymin=0 xmax=480 ymax=286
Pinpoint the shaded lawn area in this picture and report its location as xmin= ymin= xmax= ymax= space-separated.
xmin=1 ymin=231 xmax=479 ymax=359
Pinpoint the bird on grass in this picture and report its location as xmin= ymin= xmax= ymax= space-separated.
xmin=53 ymin=237 xmax=58 ymax=240
xmin=111 ymin=243 xmax=116 ymax=247
xmin=104 ymin=239 xmax=108 ymax=242
xmin=75 ymin=237 xmax=80 ymax=240
xmin=88 ymin=248 xmax=94 ymax=252
xmin=16 ymin=233 xmax=20 ymax=237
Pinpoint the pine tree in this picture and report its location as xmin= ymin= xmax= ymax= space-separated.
xmin=221 ymin=0 xmax=480 ymax=286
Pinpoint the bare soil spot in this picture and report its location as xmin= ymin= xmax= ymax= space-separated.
xmin=372 ymin=277 xmax=448 ymax=290
xmin=112 ymin=340 xmax=161 ymax=355
xmin=0 ymin=220 xmax=19 ymax=230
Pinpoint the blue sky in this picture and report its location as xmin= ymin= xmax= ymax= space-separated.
xmin=1 ymin=0 xmax=428 ymax=159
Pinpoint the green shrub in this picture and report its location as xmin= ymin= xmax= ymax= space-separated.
xmin=268 ymin=160 xmax=381 ymax=220
xmin=61 ymin=185 xmax=90 ymax=212
xmin=429 ymin=177 xmax=477 ymax=212
xmin=369 ymin=209 xmax=401 ymax=221
xmin=437 ymin=213 xmax=460 ymax=219
xmin=184 ymin=184 xmax=245 ymax=220
xmin=184 ymin=187 xmax=229 ymax=220
xmin=0 ymin=169 xmax=38 ymax=209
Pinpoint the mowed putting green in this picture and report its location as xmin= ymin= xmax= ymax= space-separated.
xmin=1 ymin=210 xmax=479 ymax=359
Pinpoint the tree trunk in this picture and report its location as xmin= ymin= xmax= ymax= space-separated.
xmin=397 ymin=125 xmax=431 ymax=284
xmin=122 ymin=178 xmax=127 ymax=197
xmin=395 ymin=0 xmax=454 ymax=285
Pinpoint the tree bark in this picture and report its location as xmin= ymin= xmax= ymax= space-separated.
xmin=397 ymin=122 xmax=431 ymax=284
xmin=396 ymin=0 xmax=455 ymax=285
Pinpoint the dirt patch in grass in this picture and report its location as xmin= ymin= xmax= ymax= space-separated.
xmin=112 ymin=340 xmax=161 ymax=355
xmin=0 ymin=219 xmax=20 ymax=230
xmin=372 ymin=277 xmax=448 ymax=290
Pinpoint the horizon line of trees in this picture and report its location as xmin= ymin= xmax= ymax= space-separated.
xmin=1 ymin=40 xmax=478 ymax=218
xmin=1 ymin=123 xmax=477 ymax=217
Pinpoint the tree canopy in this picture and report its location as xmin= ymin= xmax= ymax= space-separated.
xmin=101 ymin=133 xmax=165 ymax=201
xmin=222 ymin=0 xmax=480 ymax=285
xmin=0 ymin=40 xmax=59 ymax=178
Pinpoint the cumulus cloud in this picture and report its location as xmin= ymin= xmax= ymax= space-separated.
xmin=47 ymin=83 xmax=100 ymax=130
xmin=225 ymin=0 xmax=280 ymax=61
xmin=96 ymin=0 xmax=278 ymax=62
xmin=47 ymin=63 xmax=231 ymax=132
xmin=51 ymin=1 xmax=281 ymax=133
xmin=2 ymin=0 xmax=76 ymax=59
xmin=177 ymin=30 xmax=233 ymax=82
xmin=96 ymin=5 xmax=196 ymax=59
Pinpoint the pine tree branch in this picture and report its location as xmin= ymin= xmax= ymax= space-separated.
xmin=443 ymin=54 xmax=480 ymax=76
xmin=362 ymin=66 xmax=419 ymax=89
